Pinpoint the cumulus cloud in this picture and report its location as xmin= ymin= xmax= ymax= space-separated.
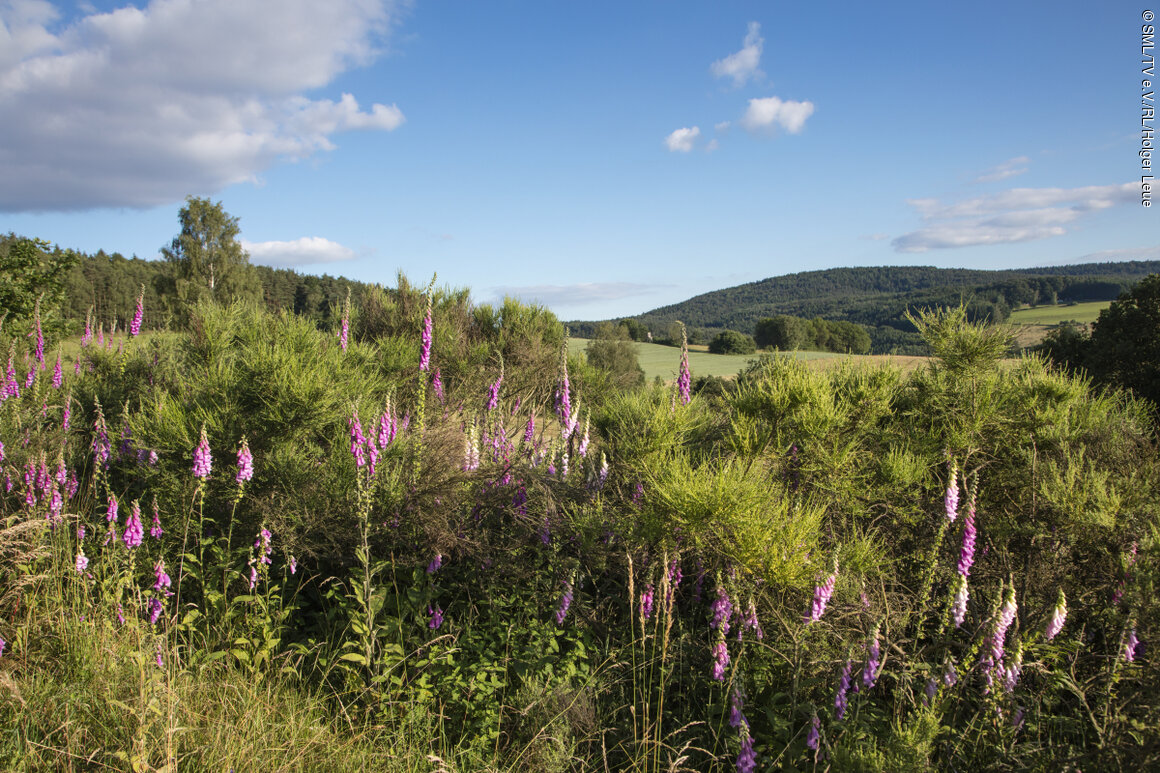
xmin=0 ymin=0 xmax=405 ymax=212
xmin=241 ymin=236 xmax=357 ymax=267
xmin=892 ymin=182 xmax=1138 ymax=252
xmin=973 ymin=156 xmax=1031 ymax=184
xmin=711 ymin=21 xmax=763 ymax=86
xmin=664 ymin=126 xmax=701 ymax=152
xmin=739 ymin=96 xmax=815 ymax=134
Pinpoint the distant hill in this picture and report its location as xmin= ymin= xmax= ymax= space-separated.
xmin=567 ymin=261 xmax=1160 ymax=354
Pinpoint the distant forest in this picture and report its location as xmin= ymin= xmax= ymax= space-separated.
xmin=0 ymin=234 xmax=379 ymax=334
xmin=567 ymin=262 xmax=1160 ymax=354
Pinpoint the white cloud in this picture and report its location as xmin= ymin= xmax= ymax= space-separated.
xmin=0 ymin=0 xmax=406 ymax=212
xmin=714 ymin=121 xmax=731 ymax=132
xmin=241 ymin=236 xmax=357 ymax=267
xmin=664 ymin=126 xmax=700 ymax=152
xmin=892 ymin=182 xmax=1138 ymax=252
xmin=710 ymin=21 xmax=763 ymax=86
xmin=739 ymin=96 xmax=815 ymax=134
xmin=705 ymin=138 xmax=719 ymax=152
xmin=973 ymin=156 xmax=1030 ymax=183
xmin=495 ymin=282 xmax=658 ymax=307
xmin=1070 ymin=244 xmax=1160 ymax=262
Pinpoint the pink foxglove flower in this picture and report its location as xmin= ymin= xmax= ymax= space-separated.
xmin=1045 ymin=589 xmax=1067 ymax=641
xmin=432 ymin=368 xmax=444 ymax=403
xmin=555 ymin=578 xmax=574 ymax=625
xmin=957 ymin=500 xmax=976 ymax=577
xmin=419 ymin=294 xmax=433 ymax=372
xmin=863 ymin=626 xmax=882 ymax=689
xmin=711 ymin=585 xmax=733 ymax=634
xmin=952 ymin=575 xmax=969 ymax=628
xmin=806 ymin=714 xmax=821 ymax=750
xmin=676 ymin=324 xmax=691 ymax=406
xmin=427 ymin=553 xmax=443 ymax=574
xmin=122 ymin=500 xmax=144 ymax=548
xmin=428 ymin=604 xmax=444 ymax=629
xmin=834 ymin=659 xmax=853 ymax=719
xmin=349 ymin=410 xmax=366 ymax=469
xmin=991 ymin=585 xmax=1018 ymax=666
xmin=192 ymin=424 xmax=212 ymax=478
xmin=52 ymin=353 xmax=62 ymax=388
xmin=736 ymin=732 xmax=756 ymax=773
xmin=711 ymin=635 xmax=730 ymax=681
xmin=944 ymin=460 xmax=960 ymax=522
xmin=338 ymin=290 xmax=350 ymax=352
xmin=150 ymin=498 xmax=163 ymax=539
xmin=106 ymin=495 xmax=119 ymax=523
xmin=1123 ymin=627 xmax=1140 ymax=663
xmin=728 ymin=688 xmax=747 ymax=728
xmin=807 ymin=556 xmax=839 ymax=623
xmin=554 ymin=340 xmax=574 ymax=438
xmin=235 ymin=437 xmax=253 ymax=484
xmin=640 ymin=584 xmax=655 ymax=621
xmin=153 ymin=559 xmax=172 ymax=593
xmin=76 ymin=552 xmax=89 ymax=573
xmin=130 ymin=285 xmax=144 ymax=337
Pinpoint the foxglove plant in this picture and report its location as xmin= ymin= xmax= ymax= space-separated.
xmin=555 ymin=577 xmax=574 ymax=625
xmin=863 ymin=625 xmax=882 ymax=689
xmin=711 ymin=633 xmax=730 ymax=681
xmin=944 ymin=459 xmax=960 ymax=522
xmin=711 ymin=584 xmax=733 ymax=634
xmin=952 ymin=575 xmax=969 ymax=628
xmin=1123 ymin=627 xmax=1140 ymax=663
xmin=957 ymin=495 xmax=977 ymax=577
xmin=52 ymin=353 xmax=62 ymax=389
xmin=338 ymin=289 xmax=350 ymax=352
xmin=235 ymin=436 xmax=253 ymax=486
xmin=991 ymin=584 xmax=1018 ymax=666
xmin=806 ymin=714 xmax=821 ymax=750
xmin=640 ymin=583 xmax=655 ymax=621
xmin=150 ymin=497 xmax=163 ymax=539
xmin=419 ymin=289 xmax=433 ymax=372
xmin=428 ymin=604 xmax=444 ymax=630
xmin=130 ymin=284 xmax=144 ymax=338
xmin=1045 ymin=589 xmax=1067 ymax=641
xmin=676 ymin=323 xmax=691 ymax=406
xmin=122 ymin=500 xmax=144 ymax=549
xmin=736 ymin=731 xmax=756 ymax=773
xmin=432 ymin=367 xmax=444 ymax=403
xmin=192 ymin=424 xmax=212 ymax=479
xmin=349 ymin=410 xmax=366 ymax=470
xmin=554 ymin=338 xmax=574 ymax=438
xmin=807 ymin=556 xmax=839 ymax=623
xmin=834 ymin=659 xmax=854 ymax=719
xmin=485 ymin=362 xmax=503 ymax=411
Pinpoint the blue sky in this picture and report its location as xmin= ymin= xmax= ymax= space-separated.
xmin=1 ymin=0 xmax=1156 ymax=320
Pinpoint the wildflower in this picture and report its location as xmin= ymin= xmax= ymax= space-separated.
xmin=236 ymin=437 xmax=253 ymax=484
xmin=991 ymin=585 xmax=1018 ymax=666
xmin=82 ymin=308 xmax=93 ymax=347
xmin=736 ymin=731 xmax=756 ymax=773
xmin=524 ymin=413 xmax=535 ymax=444
xmin=148 ymin=597 xmax=164 ymax=625
xmin=155 ymin=639 xmax=164 ymax=668
xmin=1123 ymin=627 xmax=1140 ymax=663
xmin=106 ymin=495 xmax=119 ymax=523
xmin=485 ymin=368 xmax=503 ymax=411
xmin=578 ymin=414 xmax=590 ymax=457
xmin=248 ymin=565 xmax=259 ymax=591
xmin=432 ymin=367 xmax=444 ymax=403
xmin=153 ymin=560 xmax=172 ymax=593
xmin=807 ymin=556 xmax=839 ymax=623
xmin=665 ymin=558 xmax=683 ymax=603
xmin=742 ymin=597 xmax=763 ymax=640
xmin=729 ymin=688 xmax=747 ymax=728
xmin=428 ymin=604 xmax=444 ymax=630
xmin=952 ymin=575 xmax=969 ymax=627
xmin=712 ymin=635 xmax=730 ymax=681
xmin=957 ymin=499 xmax=976 ymax=577
xmin=944 ymin=459 xmax=960 ymax=522
xmin=0 ymin=639 xmax=6 ymax=657
xmin=1003 ymin=641 xmax=1024 ymax=693
xmin=92 ymin=401 xmax=110 ymax=469
xmin=130 ymin=285 xmax=145 ymax=337
xmin=192 ymin=424 xmax=212 ymax=479
xmin=1045 ymin=589 xmax=1067 ymax=641
xmin=834 ymin=659 xmax=853 ymax=719
xmin=806 ymin=714 xmax=821 ymax=750
xmin=463 ymin=420 xmax=480 ymax=471
xmin=52 ymin=353 xmax=62 ymax=388
xmin=149 ymin=498 xmax=163 ymax=539
xmin=427 ymin=553 xmax=443 ymax=574
xmin=676 ymin=323 xmax=691 ymax=406
xmin=254 ymin=527 xmax=273 ymax=565
xmin=31 ymin=298 xmax=44 ymax=365
xmin=419 ymin=294 xmax=433 ymax=372
xmin=711 ymin=585 xmax=733 ymax=634
xmin=640 ymin=584 xmax=655 ymax=621
xmin=923 ymin=677 xmax=937 ymax=705
xmin=338 ymin=289 xmax=350 ymax=352
xmin=377 ymin=399 xmax=397 ymax=447
xmin=122 ymin=500 xmax=144 ymax=549
xmin=863 ymin=625 xmax=882 ymax=689
xmin=76 ymin=552 xmax=89 ymax=573
xmin=554 ymin=339 xmax=574 ymax=438
xmin=555 ymin=578 xmax=574 ymax=625
xmin=943 ymin=658 xmax=958 ymax=687
xmin=289 ymin=557 xmax=298 ymax=575
xmin=349 ymin=410 xmax=366 ymax=469
xmin=116 ymin=603 xmax=125 ymax=625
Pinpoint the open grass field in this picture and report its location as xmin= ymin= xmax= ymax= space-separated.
xmin=568 ymin=338 xmax=929 ymax=382
xmin=1008 ymin=301 xmax=1110 ymax=325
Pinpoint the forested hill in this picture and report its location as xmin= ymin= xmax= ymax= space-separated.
xmin=568 ymin=261 xmax=1160 ymax=354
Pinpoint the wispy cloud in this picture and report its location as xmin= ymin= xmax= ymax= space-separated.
xmin=242 ymin=236 xmax=357 ymax=267
xmin=710 ymin=21 xmax=763 ymax=87
xmin=1068 ymin=244 xmax=1160 ymax=263
xmin=892 ymin=182 xmax=1138 ymax=252
xmin=664 ymin=126 xmax=701 ymax=152
xmin=739 ymin=96 xmax=815 ymax=134
xmin=973 ymin=156 xmax=1031 ymax=184
xmin=0 ymin=0 xmax=406 ymax=212
xmin=494 ymin=282 xmax=660 ymax=307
